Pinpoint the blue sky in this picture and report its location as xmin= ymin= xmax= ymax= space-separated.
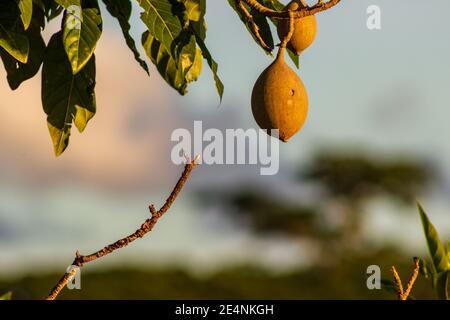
xmin=1 ymin=0 xmax=450 ymax=276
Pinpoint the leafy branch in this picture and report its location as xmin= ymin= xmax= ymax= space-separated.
xmin=416 ymin=204 xmax=450 ymax=300
xmin=385 ymin=204 xmax=450 ymax=300
xmin=45 ymin=158 xmax=199 ymax=300
xmin=1 ymin=0 xmax=342 ymax=156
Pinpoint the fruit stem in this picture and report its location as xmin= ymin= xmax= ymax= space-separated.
xmin=277 ymin=8 xmax=295 ymax=62
xmin=279 ymin=10 xmax=295 ymax=49
xmin=276 ymin=47 xmax=285 ymax=62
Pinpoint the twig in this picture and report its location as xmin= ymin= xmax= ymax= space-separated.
xmin=390 ymin=258 xmax=420 ymax=300
xmin=403 ymin=258 xmax=420 ymax=300
xmin=236 ymin=0 xmax=272 ymax=52
xmin=45 ymin=159 xmax=199 ymax=300
xmin=391 ymin=266 xmax=404 ymax=300
xmin=242 ymin=0 xmax=341 ymax=19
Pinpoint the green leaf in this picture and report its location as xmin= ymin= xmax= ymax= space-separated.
xmin=417 ymin=257 xmax=433 ymax=280
xmin=184 ymin=0 xmax=222 ymax=101
xmin=436 ymin=271 xmax=449 ymax=300
xmin=42 ymin=31 xmax=96 ymax=156
xmin=62 ymin=1 xmax=102 ymax=74
xmin=183 ymin=0 xmax=202 ymax=22
xmin=1 ymin=5 xmax=45 ymax=89
xmin=102 ymin=0 xmax=149 ymax=74
xmin=287 ymin=48 xmax=299 ymax=68
xmin=227 ymin=0 xmax=274 ymax=53
xmin=34 ymin=0 xmax=64 ymax=20
xmin=447 ymin=242 xmax=450 ymax=261
xmin=18 ymin=0 xmax=33 ymax=30
xmin=142 ymin=30 xmax=199 ymax=95
xmin=418 ymin=203 xmax=449 ymax=273
xmin=192 ymin=27 xmax=224 ymax=102
xmin=185 ymin=47 xmax=202 ymax=82
xmin=0 ymin=292 xmax=12 ymax=300
xmin=189 ymin=0 xmax=206 ymax=40
xmin=0 ymin=0 xmax=21 ymax=30
xmin=55 ymin=0 xmax=80 ymax=8
xmin=137 ymin=0 xmax=183 ymax=58
xmin=0 ymin=26 xmax=29 ymax=64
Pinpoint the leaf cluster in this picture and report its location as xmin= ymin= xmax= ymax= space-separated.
xmin=0 ymin=0 xmax=225 ymax=155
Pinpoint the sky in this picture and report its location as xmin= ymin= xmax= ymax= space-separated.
xmin=1 ymin=0 xmax=450 ymax=277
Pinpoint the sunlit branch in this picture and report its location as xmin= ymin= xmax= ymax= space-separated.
xmin=46 ymin=159 xmax=199 ymax=300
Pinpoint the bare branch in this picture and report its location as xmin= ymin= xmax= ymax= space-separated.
xmin=46 ymin=160 xmax=198 ymax=300
xmin=236 ymin=0 xmax=272 ymax=52
xmin=391 ymin=266 xmax=404 ymax=300
xmin=403 ymin=258 xmax=420 ymax=300
xmin=242 ymin=0 xmax=341 ymax=19
xmin=390 ymin=258 xmax=420 ymax=300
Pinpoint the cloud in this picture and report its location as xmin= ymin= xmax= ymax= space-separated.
xmin=0 ymin=33 xmax=183 ymax=190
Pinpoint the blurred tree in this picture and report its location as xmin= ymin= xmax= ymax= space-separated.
xmin=301 ymin=152 xmax=432 ymax=203
xmin=200 ymin=151 xmax=434 ymax=263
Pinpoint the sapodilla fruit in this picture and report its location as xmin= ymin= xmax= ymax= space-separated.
xmin=277 ymin=1 xmax=317 ymax=56
xmin=251 ymin=49 xmax=308 ymax=142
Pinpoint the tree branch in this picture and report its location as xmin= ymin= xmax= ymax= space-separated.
xmin=45 ymin=159 xmax=199 ymax=300
xmin=236 ymin=0 xmax=272 ymax=52
xmin=242 ymin=0 xmax=341 ymax=19
xmin=390 ymin=258 xmax=420 ymax=300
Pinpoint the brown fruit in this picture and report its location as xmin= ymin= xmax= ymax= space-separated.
xmin=251 ymin=50 xmax=308 ymax=142
xmin=277 ymin=1 xmax=317 ymax=56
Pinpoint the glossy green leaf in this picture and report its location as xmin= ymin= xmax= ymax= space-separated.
xmin=418 ymin=203 xmax=449 ymax=273
xmin=189 ymin=0 xmax=206 ymax=40
xmin=183 ymin=0 xmax=202 ymax=22
xmin=417 ymin=258 xmax=432 ymax=279
xmin=287 ymin=48 xmax=299 ymax=68
xmin=1 ymin=5 xmax=45 ymax=89
xmin=417 ymin=257 xmax=432 ymax=279
xmin=192 ymin=27 xmax=224 ymax=101
xmin=0 ymin=26 xmax=29 ymax=64
xmin=227 ymin=0 xmax=274 ymax=53
xmin=447 ymin=242 xmax=450 ymax=261
xmin=142 ymin=30 xmax=199 ymax=95
xmin=62 ymin=2 xmax=102 ymax=74
xmin=102 ymin=0 xmax=149 ymax=74
xmin=0 ymin=292 xmax=12 ymax=300
xmin=185 ymin=0 xmax=222 ymax=100
xmin=55 ymin=0 xmax=80 ymax=8
xmin=0 ymin=1 xmax=20 ymax=29
xmin=34 ymin=0 xmax=64 ymax=20
xmin=18 ymin=0 xmax=33 ymax=30
xmin=42 ymin=31 xmax=96 ymax=156
xmin=185 ymin=47 xmax=202 ymax=82
xmin=137 ymin=0 xmax=183 ymax=58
